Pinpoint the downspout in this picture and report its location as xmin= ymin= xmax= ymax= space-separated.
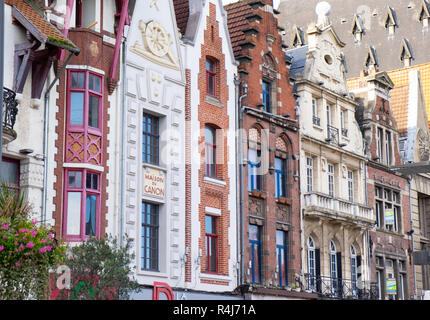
xmin=0 ymin=0 xmax=4 ymax=166
xmin=42 ymin=51 xmax=75 ymax=226
xmin=237 ymin=82 xmax=247 ymax=288
xmin=119 ymin=37 xmax=127 ymax=247
xmin=408 ymin=177 xmax=417 ymax=299
xmin=234 ymin=75 xmax=240 ymax=287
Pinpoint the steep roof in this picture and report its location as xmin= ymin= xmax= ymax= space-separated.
xmin=6 ymin=0 xmax=79 ymax=53
xmin=172 ymin=0 xmax=190 ymax=36
xmin=224 ymin=0 xmax=251 ymax=57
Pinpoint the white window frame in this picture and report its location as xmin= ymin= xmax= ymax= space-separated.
xmin=306 ymin=157 xmax=313 ymax=192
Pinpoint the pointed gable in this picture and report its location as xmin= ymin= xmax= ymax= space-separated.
xmin=400 ymin=39 xmax=414 ymax=63
xmin=384 ymin=6 xmax=398 ymax=28
xmin=420 ymin=0 xmax=430 ymax=21
xmin=292 ymin=26 xmax=305 ymax=47
xmin=364 ymin=46 xmax=378 ymax=69
xmin=351 ymin=14 xmax=364 ymax=35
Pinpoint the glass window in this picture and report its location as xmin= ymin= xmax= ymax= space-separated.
xmin=0 ymin=158 xmax=20 ymax=192
xmin=275 ymin=157 xmax=287 ymax=198
xmin=348 ymin=170 xmax=354 ymax=202
xmin=141 ymin=202 xmax=159 ymax=271
xmin=249 ymin=225 xmax=262 ymax=284
xmin=276 ymin=230 xmax=288 ymax=286
xmin=307 ymin=237 xmax=316 ymax=290
xmin=64 ymin=169 xmax=100 ymax=241
xmin=70 ymin=92 xmax=84 ymax=126
xmin=306 ymin=157 xmax=313 ymax=192
xmin=262 ymin=81 xmax=271 ymax=113
xmin=206 ymin=59 xmax=216 ymax=96
xmin=205 ymin=126 xmax=217 ymax=178
xmin=205 ymin=215 xmax=217 ymax=273
xmin=142 ymin=113 xmax=160 ymax=165
xmin=248 ymin=148 xmax=261 ymax=192
xmin=330 ymin=241 xmax=338 ymax=295
xmin=351 ymin=245 xmax=357 ymax=294
xmin=328 ymin=164 xmax=335 ymax=197
xmin=88 ymin=95 xmax=100 ymax=128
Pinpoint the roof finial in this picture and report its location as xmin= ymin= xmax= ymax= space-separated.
xmin=315 ymin=1 xmax=332 ymax=28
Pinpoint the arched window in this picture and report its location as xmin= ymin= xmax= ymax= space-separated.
xmin=351 ymin=245 xmax=357 ymax=294
xmin=307 ymin=237 xmax=316 ymax=290
xmin=275 ymin=137 xmax=288 ymax=199
xmin=248 ymin=127 xmax=262 ymax=192
xmin=329 ymin=241 xmax=338 ymax=295
xmin=205 ymin=125 xmax=217 ymax=178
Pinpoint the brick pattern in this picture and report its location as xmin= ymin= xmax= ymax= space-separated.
xmin=197 ymin=2 xmax=232 ymax=281
xmin=225 ymin=1 xmax=301 ymax=287
xmin=185 ymin=68 xmax=192 ymax=283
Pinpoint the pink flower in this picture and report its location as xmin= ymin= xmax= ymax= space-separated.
xmin=40 ymin=247 xmax=46 ymax=253
xmin=18 ymin=228 xmax=28 ymax=234
xmin=45 ymin=246 xmax=52 ymax=252
xmin=19 ymin=244 xmax=24 ymax=250
xmin=41 ymin=239 xmax=47 ymax=243
xmin=31 ymin=219 xmax=38 ymax=225
xmin=30 ymin=229 xmax=37 ymax=237
xmin=26 ymin=242 xmax=34 ymax=249
xmin=15 ymin=262 xmax=20 ymax=268
xmin=1 ymin=224 xmax=8 ymax=230
xmin=48 ymin=234 xmax=53 ymax=239
xmin=0 ymin=245 xmax=4 ymax=252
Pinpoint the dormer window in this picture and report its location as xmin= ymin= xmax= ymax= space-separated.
xmin=384 ymin=7 xmax=398 ymax=35
xmin=351 ymin=14 xmax=364 ymax=42
xmin=364 ymin=46 xmax=378 ymax=71
xmin=400 ymin=39 xmax=414 ymax=67
xmin=292 ymin=26 xmax=305 ymax=47
xmin=419 ymin=0 xmax=430 ymax=27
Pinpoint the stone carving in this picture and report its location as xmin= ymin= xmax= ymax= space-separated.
xmin=130 ymin=20 xmax=179 ymax=70
xmin=417 ymin=128 xmax=430 ymax=161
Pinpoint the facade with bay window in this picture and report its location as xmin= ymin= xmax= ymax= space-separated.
xmin=288 ymin=10 xmax=375 ymax=299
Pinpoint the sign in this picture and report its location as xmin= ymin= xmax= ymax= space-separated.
xmin=384 ymin=209 xmax=395 ymax=225
xmin=152 ymin=282 xmax=175 ymax=300
xmin=143 ymin=167 xmax=165 ymax=199
xmin=386 ymin=278 xmax=397 ymax=294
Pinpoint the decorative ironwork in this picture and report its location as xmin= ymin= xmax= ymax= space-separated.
xmin=327 ymin=125 xmax=339 ymax=145
xmin=2 ymin=88 xmax=18 ymax=130
xmin=313 ymin=116 xmax=321 ymax=126
xmin=304 ymin=274 xmax=379 ymax=300
xmin=341 ymin=128 xmax=348 ymax=137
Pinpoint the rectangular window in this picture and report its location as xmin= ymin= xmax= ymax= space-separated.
xmin=142 ymin=113 xmax=159 ymax=165
xmin=262 ymin=81 xmax=271 ymax=113
xmin=205 ymin=126 xmax=217 ymax=179
xmin=64 ymin=169 xmax=101 ymax=241
xmin=385 ymin=131 xmax=392 ymax=165
xmin=141 ymin=202 xmax=159 ymax=271
xmin=375 ymin=185 xmax=401 ymax=232
xmin=312 ymin=99 xmax=320 ymax=126
xmin=206 ymin=59 xmax=216 ymax=97
xmin=205 ymin=215 xmax=218 ymax=273
xmin=328 ymin=163 xmax=334 ymax=197
xmin=0 ymin=157 xmax=20 ymax=192
xmin=248 ymin=148 xmax=261 ymax=192
xmin=306 ymin=157 xmax=313 ymax=192
xmin=275 ymin=157 xmax=287 ymax=198
xmin=377 ymin=128 xmax=383 ymax=162
xmin=348 ymin=170 xmax=354 ymax=202
xmin=276 ymin=230 xmax=288 ymax=286
xmin=249 ymin=225 xmax=262 ymax=284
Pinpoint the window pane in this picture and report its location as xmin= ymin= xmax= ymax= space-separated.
xmin=67 ymin=192 xmax=81 ymax=235
xmin=68 ymin=171 xmax=82 ymax=188
xmin=89 ymin=74 xmax=101 ymax=92
xmin=70 ymin=92 xmax=84 ymax=125
xmin=249 ymin=224 xmax=259 ymax=241
xmin=85 ymin=195 xmax=97 ymax=236
xmin=71 ymin=72 xmax=84 ymax=89
xmin=0 ymin=160 xmax=19 ymax=185
xmin=141 ymin=202 xmax=159 ymax=271
xmin=88 ymin=95 xmax=100 ymax=128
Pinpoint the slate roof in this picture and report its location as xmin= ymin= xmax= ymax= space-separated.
xmin=7 ymin=0 xmax=79 ymax=53
xmin=224 ymin=0 xmax=252 ymax=57
xmin=286 ymin=45 xmax=308 ymax=81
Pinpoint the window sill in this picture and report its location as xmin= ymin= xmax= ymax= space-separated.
xmin=276 ymin=197 xmax=292 ymax=205
xmin=200 ymin=273 xmax=232 ymax=283
xmin=313 ymin=124 xmax=323 ymax=131
xmin=249 ymin=190 xmax=267 ymax=199
xmin=136 ymin=269 xmax=168 ymax=279
xmin=375 ymin=228 xmax=402 ymax=237
xmin=204 ymin=176 xmax=226 ymax=187
xmin=205 ymin=95 xmax=224 ymax=108
xmin=142 ymin=163 xmax=167 ymax=172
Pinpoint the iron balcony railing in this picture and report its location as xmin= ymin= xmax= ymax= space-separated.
xmin=313 ymin=116 xmax=321 ymax=126
xmin=2 ymin=88 xmax=19 ymax=130
xmin=304 ymin=274 xmax=379 ymax=300
xmin=341 ymin=128 xmax=348 ymax=137
xmin=327 ymin=125 xmax=339 ymax=145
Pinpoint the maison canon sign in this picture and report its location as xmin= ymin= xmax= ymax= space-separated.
xmin=143 ymin=167 xmax=165 ymax=199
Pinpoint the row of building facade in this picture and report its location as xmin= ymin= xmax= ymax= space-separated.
xmin=1 ymin=0 xmax=429 ymax=300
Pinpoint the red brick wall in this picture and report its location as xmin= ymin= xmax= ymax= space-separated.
xmin=230 ymin=3 xmax=301 ymax=286
xmin=197 ymin=2 xmax=232 ymax=280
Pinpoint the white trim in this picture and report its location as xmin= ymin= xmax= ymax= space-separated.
xmin=66 ymin=65 xmax=105 ymax=75
xmin=63 ymin=162 xmax=104 ymax=173
xmin=203 ymin=176 xmax=226 ymax=187
xmin=205 ymin=206 xmax=221 ymax=216
xmin=143 ymin=163 xmax=168 ymax=172
xmin=199 ymin=273 xmax=232 ymax=284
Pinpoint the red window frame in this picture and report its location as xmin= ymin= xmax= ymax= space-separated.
xmin=66 ymin=70 xmax=103 ymax=164
xmin=205 ymin=215 xmax=218 ymax=274
xmin=63 ymin=168 xmax=101 ymax=242
xmin=206 ymin=58 xmax=216 ymax=97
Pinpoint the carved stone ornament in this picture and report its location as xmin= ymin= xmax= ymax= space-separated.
xmin=417 ymin=128 xmax=430 ymax=161
xmin=130 ymin=20 xmax=180 ymax=70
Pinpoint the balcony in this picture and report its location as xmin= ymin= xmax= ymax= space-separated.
xmin=2 ymin=88 xmax=19 ymax=145
xmin=313 ymin=116 xmax=321 ymax=126
xmin=326 ymin=125 xmax=339 ymax=145
xmin=304 ymin=274 xmax=379 ymax=300
xmin=303 ymin=192 xmax=374 ymax=226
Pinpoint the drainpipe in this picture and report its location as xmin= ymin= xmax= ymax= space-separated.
xmin=408 ymin=177 xmax=417 ymax=299
xmin=0 ymin=0 xmax=4 ymax=166
xmin=42 ymin=52 xmax=75 ymax=226
xmin=119 ymin=38 xmax=127 ymax=247
xmin=234 ymin=75 xmax=240 ymax=287
xmin=236 ymin=80 xmax=247 ymax=288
